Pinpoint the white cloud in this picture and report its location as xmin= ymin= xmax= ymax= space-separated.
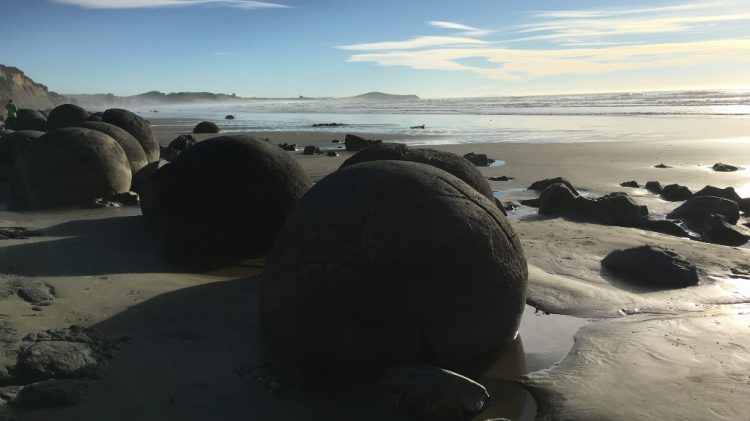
xmin=428 ymin=20 xmax=492 ymax=37
xmin=339 ymin=36 xmax=487 ymax=51
xmin=51 ymin=0 xmax=288 ymax=9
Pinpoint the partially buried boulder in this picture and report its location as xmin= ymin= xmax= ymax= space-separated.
xmin=102 ymin=108 xmax=160 ymax=162
xmin=667 ymin=195 xmax=739 ymax=224
xmin=162 ymin=134 xmax=196 ymax=161
xmin=712 ymin=162 xmax=739 ymax=172
xmin=702 ymin=213 xmax=749 ymax=246
xmin=13 ymin=341 xmax=100 ymax=384
xmin=193 ymin=121 xmax=219 ymax=134
xmin=344 ymin=133 xmax=380 ymax=151
xmin=9 ymin=128 xmax=131 ymax=209
xmin=602 ymin=245 xmax=699 ymax=289
xmin=575 ymin=193 xmax=648 ymax=226
xmin=75 ymin=121 xmax=149 ymax=175
xmin=261 ymin=160 xmax=527 ymax=373
xmin=539 ymin=183 xmax=578 ymax=215
xmin=46 ymin=104 xmax=90 ymax=130
xmin=645 ymin=181 xmax=663 ymax=194
xmin=462 ymin=152 xmax=494 ymax=167
xmin=692 ymin=185 xmax=742 ymax=205
xmin=15 ymin=109 xmax=47 ymax=131
xmin=154 ymin=134 xmax=311 ymax=267
xmin=340 ymin=143 xmax=496 ymax=204
xmin=620 ymin=181 xmax=639 ymax=188
xmin=660 ymin=184 xmax=692 ymax=201
xmin=528 ymin=177 xmax=580 ymax=195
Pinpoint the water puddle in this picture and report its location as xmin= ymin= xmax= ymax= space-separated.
xmin=489 ymin=159 xmax=507 ymax=167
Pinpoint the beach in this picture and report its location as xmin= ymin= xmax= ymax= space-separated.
xmin=1 ymin=119 xmax=749 ymax=420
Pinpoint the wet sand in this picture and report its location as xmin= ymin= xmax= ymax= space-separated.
xmin=1 ymin=126 xmax=749 ymax=420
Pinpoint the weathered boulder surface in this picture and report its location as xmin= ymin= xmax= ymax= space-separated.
xmin=9 ymin=128 xmax=131 ymax=209
xmin=14 ymin=342 xmax=99 ymax=384
xmin=75 ymin=121 xmax=148 ymax=175
xmin=261 ymin=160 xmax=527 ymax=373
xmin=15 ymin=109 xmax=47 ymax=131
xmin=162 ymin=134 xmax=196 ymax=161
xmin=102 ymin=108 xmax=159 ymax=162
xmin=692 ymin=186 xmax=742 ymax=205
xmin=667 ymin=196 xmax=740 ymax=225
xmin=154 ymin=134 xmax=311 ymax=266
xmin=660 ymin=184 xmax=692 ymax=202
xmin=0 ymin=130 xmax=43 ymax=167
xmin=539 ymin=183 xmax=578 ymax=215
xmin=192 ymin=121 xmax=219 ymax=134
xmin=462 ymin=152 xmax=494 ymax=167
xmin=11 ymin=379 xmax=92 ymax=408
xmin=602 ymin=246 xmax=699 ymax=289
xmin=702 ymin=213 xmax=749 ymax=246
xmin=46 ymin=104 xmax=90 ymax=130
xmin=528 ymin=177 xmax=580 ymax=195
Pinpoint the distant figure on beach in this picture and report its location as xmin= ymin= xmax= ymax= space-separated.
xmin=5 ymin=99 xmax=17 ymax=129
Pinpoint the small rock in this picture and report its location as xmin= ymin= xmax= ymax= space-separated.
xmin=620 ymin=181 xmax=639 ymax=188
xmin=278 ymin=143 xmax=297 ymax=151
xmin=528 ymin=177 xmax=580 ymax=195
xmin=702 ymin=213 xmax=749 ymax=246
xmin=463 ymin=152 xmax=494 ymax=167
xmin=303 ymin=146 xmax=321 ymax=155
xmin=602 ymin=245 xmax=699 ymax=289
xmin=225 ymin=115 xmax=235 ymax=120
xmin=11 ymin=380 xmax=91 ymax=408
xmin=193 ymin=121 xmax=219 ymax=134
xmin=654 ymin=163 xmax=672 ymax=168
xmin=312 ymin=123 xmax=344 ymax=127
xmin=331 ymin=139 xmax=340 ymax=143
xmin=9 ymin=280 xmax=55 ymax=305
xmin=712 ymin=162 xmax=739 ymax=172
xmin=410 ymin=125 xmax=425 ymax=129
xmin=660 ymin=184 xmax=692 ymax=202
xmin=326 ymin=151 xmax=338 ymax=157
xmin=85 ymin=198 xmax=121 ymax=209
xmin=645 ymin=181 xmax=663 ymax=194
xmin=487 ymin=176 xmax=512 ymax=181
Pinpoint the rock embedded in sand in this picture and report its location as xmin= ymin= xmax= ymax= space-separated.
xmin=601 ymin=245 xmax=699 ymax=289
xmin=46 ymin=104 xmax=90 ymax=130
xmin=192 ymin=121 xmax=219 ymax=134
xmin=340 ymin=143 xmax=497 ymax=205
xmin=654 ymin=163 xmax=671 ymax=169
xmin=667 ymin=196 xmax=739 ymax=224
xmin=528 ymin=177 xmax=580 ymax=195
xmin=9 ymin=128 xmax=132 ymax=209
xmin=75 ymin=121 xmax=149 ymax=175
xmin=9 ymin=279 xmax=55 ymax=305
xmin=303 ymin=145 xmax=321 ymax=155
xmin=15 ymin=109 xmax=47 ymax=131
xmin=702 ymin=213 xmax=749 ymax=246
xmin=620 ymin=180 xmax=639 ymax=188
xmin=463 ymin=152 xmax=494 ymax=167
xmin=102 ymin=108 xmax=160 ymax=162
xmin=712 ymin=162 xmax=739 ymax=172
xmin=14 ymin=341 xmax=100 ymax=384
xmin=645 ymin=181 xmax=663 ymax=194
xmin=225 ymin=115 xmax=235 ymax=120
xmin=539 ymin=183 xmax=579 ymax=215
xmin=154 ymin=134 xmax=312 ymax=267
xmin=261 ymin=160 xmax=527 ymax=373
xmin=575 ymin=193 xmax=648 ymax=226
xmin=344 ymin=133 xmax=381 ymax=151
xmin=660 ymin=184 xmax=692 ymax=202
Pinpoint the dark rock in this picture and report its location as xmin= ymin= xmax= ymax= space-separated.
xmin=702 ymin=214 xmax=749 ymax=246
xmin=0 ymin=227 xmax=44 ymax=239
xmin=15 ymin=109 xmax=47 ymax=131
xmin=520 ymin=198 xmax=540 ymax=208
xmin=740 ymin=198 xmax=750 ymax=214
xmin=633 ymin=217 xmax=690 ymax=237
xmin=340 ymin=143 xmax=497 ymax=205
xmin=462 ymin=152 xmax=494 ymax=167
xmin=344 ymin=134 xmax=381 ymax=151
xmin=23 ymin=325 xmax=113 ymax=352
xmin=133 ymin=160 xmax=168 ymax=217
xmin=601 ymin=246 xmax=699 ymax=289
xmin=9 ymin=280 xmax=55 ymax=305
xmin=620 ymin=181 xmax=639 ymax=188
xmin=0 ymin=130 xmax=43 ymax=168
xmin=410 ymin=125 xmax=425 ymax=129
xmin=373 ymin=364 xmax=489 ymax=420
xmin=225 ymin=115 xmax=235 ymax=120
xmin=85 ymin=112 xmax=103 ymax=122
xmin=102 ymin=108 xmax=159 ymax=162
xmin=488 ymin=176 xmax=512 ymax=181
xmin=84 ymin=198 xmax=121 ymax=209
xmin=46 ymin=104 xmax=90 ymax=130
xmin=192 ymin=121 xmax=219 ymax=134
xmin=331 ymin=139 xmax=340 ymax=143
xmin=0 ymin=128 xmax=14 ymax=137
xmin=154 ymin=134 xmax=312 ymax=267
xmin=654 ymin=163 xmax=671 ymax=168
xmin=494 ymin=198 xmax=508 ymax=216
xmin=712 ymin=162 xmax=739 ymax=172
xmin=14 ymin=341 xmax=100 ymax=384
xmin=11 ymin=380 xmax=91 ymax=408
xmin=645 ymin=181 xmax=663 ymax=194
xmin=581 ymin=193 xmax=648 ymax=226
xmin=528 ymin=177 xmax=580 ymax=195
xmin=278 ymin=143 xmax=296 ymax=151
xmin=667 ymin=196 xmax=740 ymax=224
xmin=111 ymin=191 xmax=139 ymax=206
xmin=9 ymin=128 xmax=132 ymax=209
xmin=326 ymin=151 xmax=338 ymax=157
xmin=539 ymin=183 xmax=578 ymax=215
xmin=692 ymin=186 xmax=742 ymax=205
xmin=75 ymin=121 xmax=149 ymax=175
xmin=660 ymin=184 xmax=692 ymax=201
xmin=312 ymin=123 xmax=344 ymax=127
xmin=261 ymin=160 xmax=527 ymax=373
xmin=163 ymin=134 xmax=197 ymax=161
xmin=504 ymin=201 xmax=521 ymax=211
xmin=303 ymin=145 xmax=321 ymax=155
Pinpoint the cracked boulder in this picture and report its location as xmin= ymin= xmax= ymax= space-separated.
xmin=261 ymin=160 xmax=527 ymax=373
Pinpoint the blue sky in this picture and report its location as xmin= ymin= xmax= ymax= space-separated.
xmin=1 ymin=0 xmax=749 ymax=97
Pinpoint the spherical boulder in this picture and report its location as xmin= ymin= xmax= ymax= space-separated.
xmin=193 ymin=121 xmax=219 ymax=134
xmin=0 ymin=130 xmax=43 ymax=166
xmin=153 ymin=134 xmax=312 ymax=266
xmin=132 ymin=159 xmax=168 ymax=217
xmin=47 ymin=104 xmax=91 ymax=130
xmin=9 ymin=128 xmax=131 ymax=209
xmin=15 ymin=109 xmax=48 ymax=131
xmin=102 ymin=108 xmax=159 ymax=162
xmin=261 ymin=160 xmax=528 ymax=373
xmin=340 ymin=143 xmax=496 ymax=203
xmin=74 ymin=121 xmax=149 ymax=175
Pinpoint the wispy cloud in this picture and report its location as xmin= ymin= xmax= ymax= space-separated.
xmin=338 ymin=0 xmax=750 ymax=89
xmin=51 ymin=0 xmax=288 ymax=9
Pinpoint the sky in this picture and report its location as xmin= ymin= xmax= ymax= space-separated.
xmin=1 ymin=0 xmax=749 ymax=98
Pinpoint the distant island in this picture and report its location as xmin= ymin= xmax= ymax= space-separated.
xmin=349 ymin=92 xmax=420 ymax=101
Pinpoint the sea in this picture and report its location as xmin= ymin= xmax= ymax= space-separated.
xmin=142 ymin=90 xmax=750 ymax=145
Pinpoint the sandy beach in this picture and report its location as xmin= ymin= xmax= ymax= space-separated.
xmin=1 ymin=125 xmax=749 ymax=420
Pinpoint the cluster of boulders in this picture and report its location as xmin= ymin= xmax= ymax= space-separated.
xmin=0 ymin=104 xmax=161 ymax=209
xmin=530 ymin=176 xmax=750 ymax=246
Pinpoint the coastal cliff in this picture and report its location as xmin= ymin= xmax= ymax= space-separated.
xmin=0 ymin=65 xmax=65 ymax=110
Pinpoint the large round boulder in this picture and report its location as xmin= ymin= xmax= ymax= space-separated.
xmin=102 ymin=108 xmax=159 ymax=162
xmin=340 ymin=143 xmax=495 ymax=203
xmin=153 ymin=134 xmax=311 ymax=266
xmin=132 ymin=159 xmax=168 ymax=217
xmin=9 ymin=128 xmax=131 ymax=209
xmin=75 ymin=121 xmax=148 ymax=175
xmin=47 ymin=104 xmax=90 ymax=130
xmin=15 ymin=109 xmax=48 ymax=131
xmin=261 ymin=160 xmax=528 ymax=373
xmin=0 ymin=130 xmax=43 ymax=166
xmin=193 ymin=121 xmax=219 ymax=134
